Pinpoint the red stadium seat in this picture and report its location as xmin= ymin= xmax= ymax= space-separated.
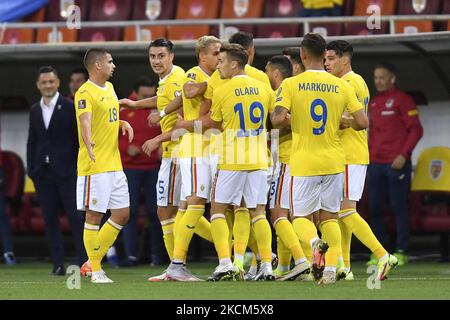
xmin=345 ymin=0 xmax=396 ymax=35
xmin=88 ymin=0 xmax=133 ymax=21
xmin=46 ymin=0 xmax=89 ymax=21
xmin=219 ymin=0 xmax=265 ymax=37
xmin=79 ymin=27 xmax=121 ymax=42
xmin=132 ymin=0 xmax=177 ymax=20
xmin=167 ymin=25 xmax=210 ymax=40
xmin=2 ymin=29 xmax=34 ymax=44
xmin=36 ymin=28 xmax=78 ymax=43
xmin=309 ymin=23 xmax=343 ymax=36
xmin=177 ymin=0 xmax=219 ymax=19
xmin=397 ymin=0 xmax=441 ymax=14
xmin=257 ymin=0 xmax=301 ymax=38
xmin=395 ymin=20 xmax=433 ymax=34
xmin=1 ymin=151 xmax=25 ymax=218
xmin=123 ymin=26 xmax=166 ymax=41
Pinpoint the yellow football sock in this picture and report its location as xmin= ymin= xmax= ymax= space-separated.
xmin=83 ymin=223 xmax=101 ymax=272
xmin=211 ymin=214 xmax=230 ymax=260
xmin=172 ymin=205 xmax=205 ymax=262
xmin=276 ymin=236 xmax=291 ymax=270
xmin=248 ymin=227 xmax=259 ymax=266
xmin=233 ymin=208 xmax=250 ymax=261
xmin=252 ymin=214 xmax=272 ymax=263
xmin=274 ymin=218 xmax=305 ymax=262
xmin=338 ymin=209 xmax=353 ymax=268
xmin=161 ymin=218 xmax=175 ymax=260
xmin=98 ymin=219 xmax=123 ymax=261
xmin=342 ymin=211 xmax=387 ymax=260
xmin=320 ymin=219 xmax=341 ymax=268
xmin=292 ymin=217 xmax=318 ymax=262
xmin=173 ymin=208 xmax=186 ymax=238
xmin=225 ymin=208 xmax=234 ymax=254
xmin=194 ymin=216 xmax=213 ymax=242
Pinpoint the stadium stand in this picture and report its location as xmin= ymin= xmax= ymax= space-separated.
xmin=46 ymin=0 xmax=89 ymax=21
xmin=217 ymin=0 xmax=265 ymax=38
xmin=345 ymin=0 xmax=396 ymax=35
xmin=395 ymin=0 xmax=441 ymax=34
xmin=257 ymin=0 xmax=302 ymax=38
xmin=1 ymin=29 xmax=34 ymax=44
xmin=168 ymin=0 xmax=220 ymax=40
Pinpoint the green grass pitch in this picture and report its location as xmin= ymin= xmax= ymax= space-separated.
xmin=1 ymin=261 xmax=450 ymax=300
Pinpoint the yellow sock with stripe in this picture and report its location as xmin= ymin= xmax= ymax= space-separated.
xmin=211 ymin=214 xmax=230 ymax=261
xmin=194 ymin=216 xmax=213 ymax=243
xmin=292 ymin=218 xmax=318 ymax=262
xmin=233 ymin=208 xmax=250 ymax=264
xmin=83 ymin=223 xmax=101 ymax=272
xmin=98 ymin=219 xmax=123 ymax=260
xmin=173 ymin=208 xmax=186 ymax=238
xmin=172 ymin=205 xmax=205 ymax=262
xmin=161 ymin=218 xmax=175 ymax=260
xmin=338 ymin=209 xmax=353 ymax=269
xmin=341 ymin=210 xmax=387 ymax=260
xmin=274 ymin=218 xmax=306 ymax=264
xmin=225 ymin=208 xmax=234 ymax=255
xmin=276 ymin=236 xmax=291 ymax=272
xmin=252 ymin=214 xmax=272 ymax=263
xmin=320 ymin=219 xmax=341 ymax=269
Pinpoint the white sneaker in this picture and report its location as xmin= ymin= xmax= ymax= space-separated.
xmin=319 ymin=270 xmax=336 ymax=285
xmin=91 ymin=270 xmax=114 ymax=284
xmin=208 ymin=264 xmax=235 ymax=281
xmin=278 ymin=260 xmax=311 ymax=281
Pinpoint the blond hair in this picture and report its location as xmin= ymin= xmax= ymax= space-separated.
xmin=195 ymin=35 xmax=221 ymax=59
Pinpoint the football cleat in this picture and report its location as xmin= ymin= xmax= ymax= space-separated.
xmin=166 ymin=265 xmax=204 ymax=282
xmin=233 ymin=260 xmax=245 ymax=281
xmin=208 ymin=264 xmax=235 ymax=281
xmin=376 ymin=254 xmax=398 ymax=281
xmin=148 ymin=271 xmax=169 ymax=282
xmin=345 ymin=271 xmax=354 ymax=281
xmin=393 ymin=251 xmax=408 ymax=267
xmin=336 ymin=259 xmax=347 ymax=281
xmin=278 ymin=260 xmax=311 ymax=281
xmin=273 ymin=268 xmax=290 ymax=280
xmin=311 ymin=239 xmax=328 ymax=281
xmin=254 ymin=262 xmax=275 ymax=281
xmin=91 ymin=270 xmax=114 ymax=284
xmin=80 ymin=261 xmax=92 ymax=277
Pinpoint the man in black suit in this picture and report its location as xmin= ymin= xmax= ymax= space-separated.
xmin=27 ymin=66 xmax=87 ymax=275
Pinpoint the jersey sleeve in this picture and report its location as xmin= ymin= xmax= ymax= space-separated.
xmin=275 ymin=79 xmax=292 ymax=112
xmin=344 ymin=81 xmax=364 ymax=114
xmin=75 ymin=89 xmax=93 ymax=116
xmin=166 ymin=81 xmax=183 ymax=101
xmin=268 ymin=86 xmax=276 ymax=114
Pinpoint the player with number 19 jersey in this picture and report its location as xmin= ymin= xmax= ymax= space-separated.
xmin=277 ymin=70 xmax=363 ymax=177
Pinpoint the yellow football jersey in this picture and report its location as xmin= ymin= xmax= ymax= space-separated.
xmin=277 ymin=70 xmax=363 ymax=176
xmin=157 ymin=65 xmax=185 ymax=158
xmin=340 ymin=71 xmax=370 ymax=165
xmin=211 ymin=75 xmax=273 ymax=171
xmin=75 ymin=80 xmax=122 ymax=176
xmin=245 ymin=64 xmax=271 ymax=87
xmin=179 ymin=66 xmax=211 ymax=158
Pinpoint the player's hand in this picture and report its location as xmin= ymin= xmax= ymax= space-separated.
xmin=148 ymin=112 xmax=162 ymax=126
xmin=119 ymin=98 xmax=137 ymax=109
xmin=142 ymin=138 xmax=159 ymax=156
xmin=339 ymin=115 xmax=352 ymax=130
xmin=391 ymin=154 xmax=407 ymax=169
xmin=127 ymin=145 xmax=140 ymax=157
xmin=121 ymin=121 xmax=134 ymax=143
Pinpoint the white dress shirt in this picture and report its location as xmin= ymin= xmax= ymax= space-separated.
xmin=40 ymin=92 xmax=59 ymax=163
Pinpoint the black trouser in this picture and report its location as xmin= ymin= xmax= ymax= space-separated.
xmin=34 ymin=166 xmax=87 ymax=267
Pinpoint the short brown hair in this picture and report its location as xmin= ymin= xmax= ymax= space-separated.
xmin=300 ymin=33 xmax=326 ymax=58
xmin=83 ymin=48 xmax=111 ymax=69
xmin=220 ymin=43 xmax=248 ymax=69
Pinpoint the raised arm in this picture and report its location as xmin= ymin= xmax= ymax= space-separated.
xmin=119 ymin=96 xmax=158 ymax=110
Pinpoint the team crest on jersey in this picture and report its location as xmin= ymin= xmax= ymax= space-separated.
xmin=385 ymin=99 xmax=394 ymax=108
xmin=430 ymin=160 xmax=443 ymax=180
xmin=92 ymin=199 xmax=97 ymax=205
xmin=174 ymin=90 xmax=182 ymax=97
xmin=78 ymin=99 xmax=86 ymax=109
xmin=187 ymin=73 xmax=197 ymax=80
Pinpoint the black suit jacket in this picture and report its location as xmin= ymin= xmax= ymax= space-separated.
xmin=26 ymin=94 xmax=79 ymax=180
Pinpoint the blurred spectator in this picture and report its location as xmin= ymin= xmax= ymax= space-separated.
xmin=300 ymin=0 xmax=343 ymax=17
xmin=67 ymin=68 xmax=88 ymax=100
xmin=118 ymin=76 xmax=166 ymax=266
xmin=27 ymin=66 xmax=87 ymax=275
xmin=368 ymin=62 xmax=423 ymax=266
xmin=282 ymin=47 xmax=305 ymax=76
xmin=0 ymin=148 xmax=17 ymax=265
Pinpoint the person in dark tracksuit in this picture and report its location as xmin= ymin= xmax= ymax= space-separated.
xmin=368 ymin=62 xmax=423 ymax=266
xmin=27 ymin=66 xmax=87 ymax=275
